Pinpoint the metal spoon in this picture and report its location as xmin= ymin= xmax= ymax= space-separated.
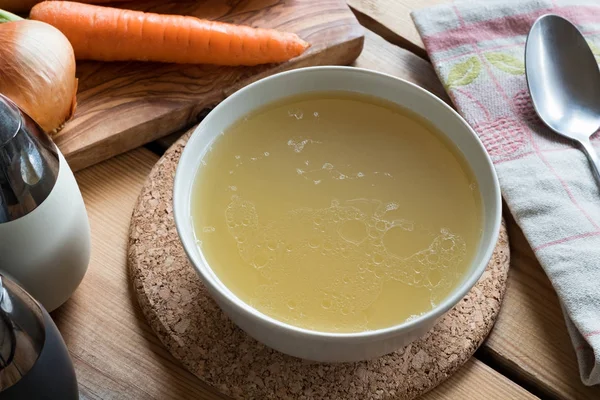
xmin=525 ymin=14 xmax=600 ymax=186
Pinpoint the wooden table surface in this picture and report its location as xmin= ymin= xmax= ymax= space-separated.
xmin=52 ymin=1 xmax=600 ymax=399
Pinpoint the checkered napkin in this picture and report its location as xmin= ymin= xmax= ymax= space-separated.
xmin=412 ymin=0 xmax=600 ymax=386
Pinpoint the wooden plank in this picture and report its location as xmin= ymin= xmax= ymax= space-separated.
xmin=422 ymin=359 xmax=538 ymax=400
xmin=347 ymin=0 xmax=441 ymax=56
xmin=52 ymin=145 xmax=537 ymax=399
xmin=480 ymin=213 xmax=600 ymax=400
xmin=354 ymin=30 xmax=448 ymax=102
xmin=54 ymin=0 xmax=364 ymax=172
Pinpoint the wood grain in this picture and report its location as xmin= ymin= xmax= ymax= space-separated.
xmin=59 ymin=133 xmax=537 ymax=399
xmin=421 ymin=359 xmax=538 ymax=400
xmin=56 ymin=0 xmax=364 ymax=171
xmin=347 ymin=0 xmax=442 ymax=57
xmin=354 ymin=30 xmax=448 ymax=103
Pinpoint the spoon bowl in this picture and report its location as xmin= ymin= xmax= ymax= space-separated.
xmin=525 ymin=14 xmax=600 ymax=183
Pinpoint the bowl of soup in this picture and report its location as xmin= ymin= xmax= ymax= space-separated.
xmin=173 ymin=66 xmax=501 ymax=362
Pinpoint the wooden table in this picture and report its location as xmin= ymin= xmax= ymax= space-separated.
xmin=54 ymin=1 xmax=600 ymax=399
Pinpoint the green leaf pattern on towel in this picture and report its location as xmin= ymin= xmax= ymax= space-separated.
xmin=484 ymin=52 xmax=525 ymax=75
xmin=445 ymin=56 xmax=481 ymax=88
xmin=443 ymin=40 xmax=596 ymax=90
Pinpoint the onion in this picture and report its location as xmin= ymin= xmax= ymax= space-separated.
xmin=0 ymin=12 xmax=77 ymax=134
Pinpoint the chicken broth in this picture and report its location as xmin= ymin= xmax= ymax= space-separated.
xmin=191 ymin=91 xmax=482 ymax=333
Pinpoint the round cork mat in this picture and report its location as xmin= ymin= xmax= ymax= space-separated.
xmin=128 ymin=131 xmax=510 ymax=400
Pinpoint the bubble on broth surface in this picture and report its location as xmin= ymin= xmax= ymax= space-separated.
xmin=287 ymin=137 xmax=320 ymax=153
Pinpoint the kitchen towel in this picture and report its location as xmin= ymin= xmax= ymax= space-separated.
xmin=413 ymin=0 xmax=600 ymax=386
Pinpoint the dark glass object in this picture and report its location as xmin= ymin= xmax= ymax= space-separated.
xmin=0 ymin=275 xmax=78 ymax=399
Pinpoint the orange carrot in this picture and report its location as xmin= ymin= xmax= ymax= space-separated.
xmin=30 ymin=1 xmax=310 ymax=66
xmin=0 ymin=0 xmax=133 ymax=13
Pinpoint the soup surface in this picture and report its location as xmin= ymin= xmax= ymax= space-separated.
xmin=192 ymin=91 xmax=482 ymax=333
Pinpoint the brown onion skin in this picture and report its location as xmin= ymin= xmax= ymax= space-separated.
xmin=0 ymin=20 xmax=77 ymax=134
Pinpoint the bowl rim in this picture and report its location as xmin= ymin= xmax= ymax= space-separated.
xmin=173 ymin=65 xmax=502 ymax=342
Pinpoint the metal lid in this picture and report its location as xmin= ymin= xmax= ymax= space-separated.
xmin=0 ymin=94 xmax=59 ymax=223
xmin=0 ymin=275 xmax=45 ymax=391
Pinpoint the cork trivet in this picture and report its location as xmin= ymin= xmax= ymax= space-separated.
xmin=128 ymin=130 xmax=510 ymax=400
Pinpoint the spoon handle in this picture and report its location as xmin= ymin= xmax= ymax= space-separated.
xmin=580 ymin=137 xmax=600 ymax=187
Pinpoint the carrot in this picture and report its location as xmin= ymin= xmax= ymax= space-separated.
xmin=30 ymin=1 xmax=310 ymax=66
xmin=0 ymin=0 xmax=133 ymax=13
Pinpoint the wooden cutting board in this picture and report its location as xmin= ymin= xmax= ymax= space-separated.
xmin=53 ymin=0 xmax=364 ymax=171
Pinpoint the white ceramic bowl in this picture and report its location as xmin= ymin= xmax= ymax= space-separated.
xmin=173 ymin=66 xmax=501 ymax=362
